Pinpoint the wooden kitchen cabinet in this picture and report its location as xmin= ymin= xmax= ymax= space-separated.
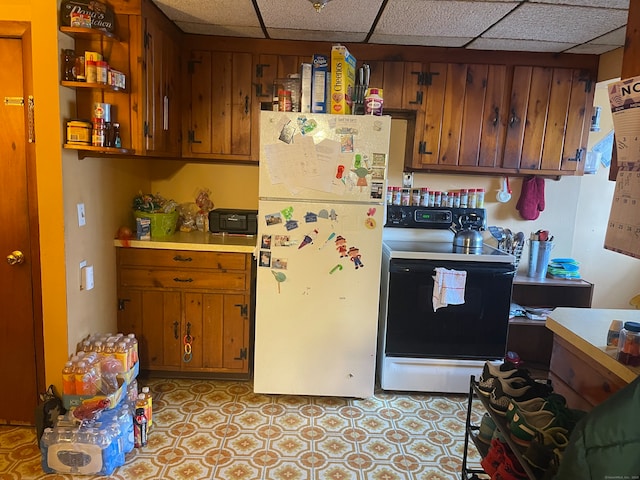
xmin=408 ymin=63 xmax=509 ymax=171
xmin=364 ymin=61 xmax=426 ymax=111
xmin=60 ymin=21 xmax=135 ymax=156
xmin=503 ymin=66 xmax=592 ymax=175
xmin=61 ymin=0 xmax=182 ymax=158
xmin=183 ymin=49 xmax=253 ymax=161
xmin=406 ymin=62 xmax=595 ymax=176
xmin=135 ymin=0 xmax=182 ymax=157
xmin=116 ymin=248 xmax=252 ymax=377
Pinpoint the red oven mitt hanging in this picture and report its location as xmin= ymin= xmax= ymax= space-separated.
xmin=516 ymin=176 xmax=545 ymax=220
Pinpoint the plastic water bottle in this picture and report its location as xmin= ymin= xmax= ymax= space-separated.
xmin=62 ymin=361 xmax=76 ymax=395
xmin=75 ymin=361 xmax=96 ymax=395
xmin=127 ymin=333 xmax=139 ymax=365
xmin=115 ymin=341 xmax=129 ymax=373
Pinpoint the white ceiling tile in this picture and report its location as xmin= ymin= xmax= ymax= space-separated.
xmin=267 ymin=28 xmax=367 ymax=43
xmin=154 ymin=0 xmax=260 ymax=27
xmin=467 ymin=38 xmax=575 ymax=53
xmin=176 ymin=22 xmax=265 ymax=38
xmin=257 ymin=0 xmax=383 ymax=34
xmin=368 ymin=33 xmax=472 ymax=48
xmin=565 ymin=43 xmax=622 ymax=55
xmin=483 ymin=3 xmax=628 ymax=43
xmin=530 ymin=0 xmax=628 ymax=8
xmin=376 ymin=0 xmax=519 ymax=37
xmin=151 ymin=0 xmax=628 ymax=55
xmin=594 ymin=26 xmax=627 ymax=46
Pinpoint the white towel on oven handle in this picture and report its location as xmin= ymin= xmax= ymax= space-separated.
xmin=432 ymin=267 xmax=467 ymax=311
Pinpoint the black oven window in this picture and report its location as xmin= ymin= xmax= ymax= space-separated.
xmin=385 ymin=259 xmax=514 ymax=360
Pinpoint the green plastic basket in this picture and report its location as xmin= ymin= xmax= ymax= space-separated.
xmin=133 ymin=211 xmax=178 ymax=238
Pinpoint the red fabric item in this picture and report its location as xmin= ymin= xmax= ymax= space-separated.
xmin=516 ymin=176 xmax=545 ymax=220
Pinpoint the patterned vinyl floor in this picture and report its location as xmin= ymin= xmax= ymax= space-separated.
xmin=0 ymin=378 xmax=484 ymax=480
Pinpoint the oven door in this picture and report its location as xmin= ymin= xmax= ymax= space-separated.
xmin=385 ymin=258 xmax=515 ymax=360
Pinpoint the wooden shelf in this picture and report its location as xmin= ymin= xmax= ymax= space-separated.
xmin=59 ymin=26 xmax=119 ymax=41
xmin=61 ymin=81 xmax=126 ymax=93
xmin=64 ymin=144 xmax=134 ymax=156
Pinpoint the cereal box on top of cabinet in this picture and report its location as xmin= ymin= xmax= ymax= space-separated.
xmin=330 ymin=44 xmax=356 ymax=115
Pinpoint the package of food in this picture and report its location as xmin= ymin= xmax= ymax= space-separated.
xmin=312 ymin=54 xmax=329 ymax=113
xmin=330 ymin=45 xmax=356 ymax=115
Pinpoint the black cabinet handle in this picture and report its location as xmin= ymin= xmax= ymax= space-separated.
xmin=173 ymin=321 xmax=179 ymax=339
xmin=173 ymin=255 xmax=193 ymax=262
xmin=173 ymin=278 xmax=194 ymax=283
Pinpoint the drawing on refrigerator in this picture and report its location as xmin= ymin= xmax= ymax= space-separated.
xmin=253 ymin=111 xmax=392 ymax=397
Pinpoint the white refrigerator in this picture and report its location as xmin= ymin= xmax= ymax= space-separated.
xmin=253 ymin=111 xmax=392 ymax=397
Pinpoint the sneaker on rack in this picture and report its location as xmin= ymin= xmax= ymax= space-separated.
xmin=509 ymin=409 xmax=569 ymax=447
xmin=505 ymin=393 xmax=567 ymax=424
xmin=489 ymin=376 xmax=554 ymax=415
xmin=522 ymin=428 xmax=568 ymax=472
xmin=480 ymin=438 xmax=507 ymax=476
xmin=509 ymin=403 xmax=586 ymax=447
xmin=494 ymin=449 xmax=529 ymax=480
xmin=477 ymin=413 xmax=496 ymax=444
xmin=477 ymin=352 xmax=525 ymax=396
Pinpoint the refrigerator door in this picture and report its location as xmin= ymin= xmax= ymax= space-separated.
xmin=253 ymin=199 xmax=385 ymax=397
xmin=259 ymin=111 xmax=391 ymax=203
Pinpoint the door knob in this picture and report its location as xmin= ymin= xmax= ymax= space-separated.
xmin=6 ymin=251 xmax=25 ymax=265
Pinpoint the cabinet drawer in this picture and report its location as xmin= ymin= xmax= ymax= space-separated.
xmin=118 ymin=248 xmax=246 ymax=271
xmin=549 ymin=336 xmax=626 ymax=408
xmin=120 ymin=267 xmax=247 ymax=291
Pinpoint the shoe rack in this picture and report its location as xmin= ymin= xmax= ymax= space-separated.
xmin=461 ymin=375 xmax=539 ymax=480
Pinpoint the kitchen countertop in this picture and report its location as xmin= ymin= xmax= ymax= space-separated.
xmin=113 ymin=231 xmax=257 ymax=253
xmin=546 ymin=307 xmax=640 ymax=383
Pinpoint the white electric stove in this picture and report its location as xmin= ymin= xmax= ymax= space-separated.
xmin=378 ymin=206 xmax=515 ymax=394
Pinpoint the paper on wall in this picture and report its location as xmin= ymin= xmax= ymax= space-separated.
xmin=605 ymin=76 xmax=640 ymax=259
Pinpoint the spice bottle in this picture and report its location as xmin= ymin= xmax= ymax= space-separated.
xmin=62 ymin=49 xmax=76 ymax=81
xmin=112 ymin=123 xmax=122 ymax=148
xmin=75 ymin=55 xmax=86 ymax=81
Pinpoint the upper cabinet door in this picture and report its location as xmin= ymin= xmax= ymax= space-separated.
xmin=185 ymin=50 xmax=253 ymax=160
xmin=142 ymin=15 xmax=181 ymax=157
xmin=505 ymin=66 xmax=593 ymax=174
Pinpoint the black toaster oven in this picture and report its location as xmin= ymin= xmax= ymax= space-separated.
xmin=208 ymin=208 xmax=258 ymax=235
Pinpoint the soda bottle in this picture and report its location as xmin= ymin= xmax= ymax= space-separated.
xmin=62 ymin=361 xmax=76 ymax=395
xmin=141 ymin=386 xmax=152 ymax=429
xmin=133 ymin=402 xmax=148 ymax=447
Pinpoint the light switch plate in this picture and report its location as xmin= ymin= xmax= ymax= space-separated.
xmin=77 ymin=203 xmax=86 ymax=227
xmin=402 ymin=173 xmax=413 ymax=188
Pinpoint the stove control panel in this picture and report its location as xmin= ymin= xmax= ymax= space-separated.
xmin=386 ymin=205 xmax=486 ymax=230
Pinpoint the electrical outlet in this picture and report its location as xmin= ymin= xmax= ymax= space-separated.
xmin=402 ymin=172 xmax=413 ymax=188
xmin=77 ymin=203 xmax=86 ymax=227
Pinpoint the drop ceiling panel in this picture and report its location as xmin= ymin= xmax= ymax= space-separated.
xmin=376 ymin=1 xmax=519 ymax=38
xmin=153 ymin=0 xmax=261 ymax=28
xmin=259 ymin=0 xmax=383 ymax=35
xmin=152 ymin=0 xmax=629 ymax=55
xmin=482 ymin=3 xmax=628 ymax=44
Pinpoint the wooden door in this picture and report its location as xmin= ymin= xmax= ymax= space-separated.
xmin=140 ymin=290 xmax=181 ymax=370
xmin=187 ymin=50 xmax=252 ymax=159
xmin=222 ymin=294 xmax=249 ymax=372
xmin=0 ymin=35 xmax=41 ymax=425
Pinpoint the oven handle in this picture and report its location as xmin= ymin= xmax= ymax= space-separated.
xmin=390 ymin=263 xmax=515 ymax=276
